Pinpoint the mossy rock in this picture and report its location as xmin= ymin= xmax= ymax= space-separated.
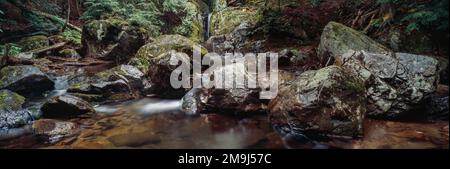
xmin=210 ymin=7 xmax=260 ymax=36
xmin=18 ymin=35 xmax=50 ymax=52
xmin=0 ymin=90 xmax=25 ymax=111
xmin=58 ymin=49 xmax=81 ymax=58
xmin=318 ymin=22 xmax=391 ymax=61
xmin=130 ymin=34 xmax=208 ymax=74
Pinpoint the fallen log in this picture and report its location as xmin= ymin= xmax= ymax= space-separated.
xmin=24 ymin=42 xmax=67 ymax=55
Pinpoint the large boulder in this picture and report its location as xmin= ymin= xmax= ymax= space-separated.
xmin=181 ymin=62 xmax=267 ymax=115
xmin=317 ymin=22 xmax=391 ymax=62
xmin=0 ymin=65 xmax=55 ymax=96
xmin=336 ymin=50 xmax=439 ymax=118
xmin=67 ymin=65 xmax=147 ymax=102
xmin=41 ymin=95 xmax=95 ymax=118
xmin=0 ymin=90 xmax=32 ymax=129
xmin=206 ymin=22 xmax=264 ymax=54
xmin=130 ymin=35 xmax=207 ymax=97
xmin=81 ymin=19 xmax=147 ymax=62
xmin=268 ymin=66 xmax=367 ymax=139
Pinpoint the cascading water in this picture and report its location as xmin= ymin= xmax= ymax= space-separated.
xmin=203 ymin=0 xmax=213 ymax=41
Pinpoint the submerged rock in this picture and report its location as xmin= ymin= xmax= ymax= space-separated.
xmin=424 ymin=95 xmax=449 ymax=121
xmin=81 ymin=19 xmax=146 ymax=61
xmin=0 ymin=90 xmax=32 ymax=129
xmin=0 ymin=65 xmax=55 ymax=96
xmin=32 ymin=119 xmax=77 ymax=144
xmin=336 ymin=50 xmax=439 ymax=118
xmin=318 ymin=22 xmax=391 ymax=62
xmin=41 ymin=95 xmax=95 ymax=118
xmin=268 ymin=66 xmax=367 ymax=139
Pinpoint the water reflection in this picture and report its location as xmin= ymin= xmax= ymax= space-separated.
xmin=0 ymin=98 xmax=448 ymax=149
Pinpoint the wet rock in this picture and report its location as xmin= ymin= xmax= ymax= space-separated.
xmin=424 ymin=95 xmax=449 ymax=121
xmin=81 ymin=19 xmax=146 ymax=62
xmin=67 ymin=65 xmax=146 ymax=102
xmin=18 ymin=35 xmax=49 ymax=52
xmin=0 ymin=65 xmax=55 ymax=96
xmin=336 ymin=50 xmax=439 ymax=118
xmin=182 ymin=62 xmax=268 ymax=115
xmin=0 ymin=109 xmax=32 ymax=129
xmin=268 ymin=66 xmax=367 ymax=139
xmin=32 ymin=119 xmax=77 ymax=144
xmin=0 ymin=90 xmax=32 ymax=129
xmin=318 ymin=22 xmax=391 ymax=62
xmin=41 ymin=95 xmax=95 ymax=118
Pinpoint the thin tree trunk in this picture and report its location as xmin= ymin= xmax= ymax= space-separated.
xmin=61 ymin=0 xmax=71 ymax=32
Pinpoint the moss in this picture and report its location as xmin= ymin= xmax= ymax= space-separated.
xmin=210 ymin=7 xmax=261 ymax=36
xmin=18 ymin=35 xmax=49 ymax=52
xmin=0 ymin=90 xmax=25 ymax=110
xmin=61 ymin=30 xmax=82 ymax=45
xmin=343 ymin=79 xmax=366 ymax=93
xmin=59 ymin=49 xmax=80 ymax=58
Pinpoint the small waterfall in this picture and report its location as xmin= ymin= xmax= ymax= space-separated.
xmin=49 ymin=76 xmax=69 ymax=97
xmin=203 ymin=0 xmax=213 ymax=41
xmin=203 ymin=13 xmax=212 ymax=41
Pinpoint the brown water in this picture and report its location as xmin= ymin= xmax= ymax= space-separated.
xmin=0 ymin=99 xmax=448 ymax=149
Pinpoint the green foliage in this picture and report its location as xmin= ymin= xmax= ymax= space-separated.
xmin=375 ymin=0 xmax=448 ymax=33
xmin=252 ymin=8 xmax=291 ymax=38
xmin=81 ymin=0 xmax=120 ymax=20
xmin=400 ymin=0 xmax=449 ymax=33
xmin=81 ymin=0 xmax=198 ymax=38
xmin=62 ymin=30 xmax=82 ymax=45
xmin=0 ymin=43 xmax=23 ymax=56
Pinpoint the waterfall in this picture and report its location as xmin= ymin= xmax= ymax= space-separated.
xmin=203 ymin=0 xmax=213 ymax=41
xmin=203 ymin=13 xmax=212 ymax=41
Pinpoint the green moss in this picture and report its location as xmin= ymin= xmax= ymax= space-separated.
xmin=62 ymin=30 xmax=82 ymax=45
xmin=59 ymin=49 xmax=80 ymax=58
xmin=210 ymin=7 xmax=261 ymax=36
xmin=0 ymin=90 xmax=26 ymax=110
xmin=18 ymin=35 xmax=49 ymax=52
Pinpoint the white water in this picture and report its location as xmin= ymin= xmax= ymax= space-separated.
xmin=94 ymin=99 xmax=182 ymax=116
xmin=204 ymin=13 xmax=212 ymax=41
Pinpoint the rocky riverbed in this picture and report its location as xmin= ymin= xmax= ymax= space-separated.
xmin=0 ymin=0 xmax=448 ymax=149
